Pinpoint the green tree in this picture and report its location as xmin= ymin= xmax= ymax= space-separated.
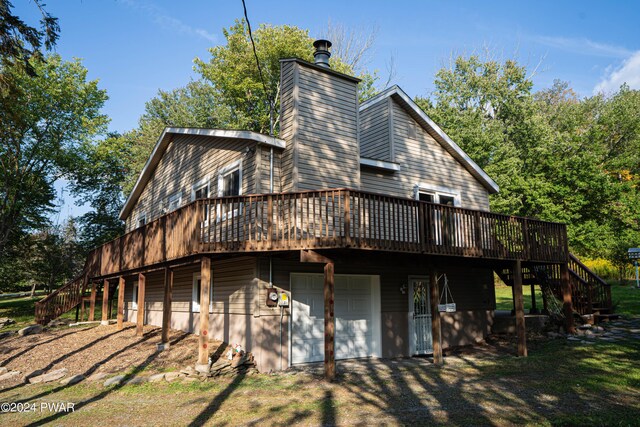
xmin=0 ymin=54 xmax=108 ymax=257
xmin=0 ymin=0 xmax=59 ymax=77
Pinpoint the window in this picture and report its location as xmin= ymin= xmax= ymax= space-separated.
xmin=167 ymin=192 xmax=182 ymax=212
xmin=192 ymin=273 xmax=213 ymax=313
xmin=414 ymin=184 xmax=460 ymax=207
xmin=132 ymin=281 xmax=138 ymax=310
xmin=191 ymin=177 xmax=210 ymax=201
xmin=216 ymin=160 xmax=243 ymax=221
xmin=137 ymin=212 xmax=147 ymax=228
xmin=217 ymin=160 xmax=242 ymax=197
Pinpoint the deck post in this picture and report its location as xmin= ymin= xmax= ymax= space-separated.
xmin=300 ymin=249 xmax=336 ymax=380
xmin=117 ymin=276 xmax=125 ymax=330
xmin=196 ymin=257 xmax=212 ymax=371
xmin=324 ymin=260 xmax=336 ymax=380
xmin=430 ymin=269 xmax=443 ymax=365
xmin=161 ymin=268 xmax=173 ymax=345
xmin=513 ymin=260 xmax=527 ymax=357
xmin=88 ymin=281 xmax=97 ymax=321
xmin=560 ymin=263 xmax=575 ymax=334
xmin=101 ymin=279 xmax=110 ymax=325
xmin=136 ymin=273 xmax=146 ymax=336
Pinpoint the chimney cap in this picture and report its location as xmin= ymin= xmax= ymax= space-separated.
xmin=313 ymin=39 xmax=332 ymax=68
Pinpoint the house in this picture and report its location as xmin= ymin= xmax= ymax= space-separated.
xmin=36 ymin=40 xmax=611 ymax=379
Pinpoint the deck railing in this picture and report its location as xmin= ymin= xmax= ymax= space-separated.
xmin=34 ymin=274 xmax=85 ymax=325
xmin=86 ymin=188 xmax=569 ymax=278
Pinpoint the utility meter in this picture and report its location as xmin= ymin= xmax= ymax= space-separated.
xmin=278 ymin=292 xmax=289 ymax=307
xmin=266 ymin=288 xmax=278 ymax=307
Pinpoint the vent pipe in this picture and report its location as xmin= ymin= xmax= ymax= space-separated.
xmin=313 ymin=39 xmax=332 ymax=68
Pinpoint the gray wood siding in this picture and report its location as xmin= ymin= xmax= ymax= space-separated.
xmin=256 ymin=145 xmax=283 ymax=194
xmin=360 ymin=97 xmax=391 ymax=161
xmin=256 ymin=253 xmax=494 ymax=314
xmin=279 ymin=61 xmax=296 ymax=193
xmin=125 ymin=135 xmax=257 ymax=231
xmin=279 ymin=60 xmax=360 ymax=192
xmin=360 ymin=99 xmax=490 ymax=211
xmin=124 ymin=257 xmax=257 ymax=315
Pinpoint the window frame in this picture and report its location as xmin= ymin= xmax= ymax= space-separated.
xmin=192 ymin=272 xmax=213 ymax=313
xmin=216 ymin=160 xmax=243 ymax=221
xmin=132 ymin=281 xmax=138 ymax=310
xmin=136 ymin=212 xmax=147 ymax=229
xmin=414 ymin=184 xmax=461 ymax=207
xmin=167 ymin=191 xmax=183 ymax=213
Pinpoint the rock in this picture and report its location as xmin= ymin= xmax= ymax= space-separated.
xmin=231 ymin=353 xmax=248 ymax=368
xmin=164 ymin=372 xmax=181 ymax=382
xmin=591 ymin=325 xmax=604 ymax=333
xmin=0 ymin=331 xmax=15 ymax=340
xmin=182 ymin=376 xmax=200 ymax=383
xmin=125 ymin=376 xmax=147 ymax=385
xmin=25 ymin=369 xmax=45 ymax=381
xmin=60 ymin=374 xmax=85 ymax=385
xmin=28 ymin=368 xmax=68 ymax=384
xmin=210 ymin=358 xmax=231 ymax=371
xmin=180 ymin=366 xmax=197 ymax=376
xmin=18 ymin=324 xmax=43 ymax=336
xmin=0 ymin=371 xmax=21 ymax=381
xmin=567 ymin=336 xmax=581 ymax=341
xmin=0 ymin=367 xmax=7 ymax=374
xmin=47 ymin=319 xmax=69 ymax=328
xmin=103 ymin=375 xmax=126 ymax=387
xmin=148 ymin=373 xmax=165 ymax=383
xmin=578 ymin=324 xmax=592 ymax=330
xmin=0 ymin=317 xmax=15 ymax=327
xmin=87 ymin=372 xmax=109 ymax=382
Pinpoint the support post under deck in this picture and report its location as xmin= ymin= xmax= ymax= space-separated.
xmin=513 ymin=260 xmax=528 ymax=357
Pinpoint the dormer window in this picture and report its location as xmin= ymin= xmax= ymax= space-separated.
xmin=217 ymin=160 xmax=242 ymax=197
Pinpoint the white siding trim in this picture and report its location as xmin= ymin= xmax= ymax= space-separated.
xmin=192 ymin=273 xmax=213 ymax=313
xmin=360 ymin=157 xmax=401 ymax=172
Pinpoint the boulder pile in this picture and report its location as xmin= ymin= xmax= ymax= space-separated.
xmin=208 ymin=349 xmax=258 ymax=377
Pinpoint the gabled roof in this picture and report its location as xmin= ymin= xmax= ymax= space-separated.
xmin=119 ymin=128 xmax=286 ymax=220
xmin=359 ymin=85 xmax=499 ymax=194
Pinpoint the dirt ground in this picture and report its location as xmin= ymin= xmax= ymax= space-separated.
xmin=0 ymin=323 xmax=225 ymax=388
xmin=0 ymin=321 xmax=639 ymax=426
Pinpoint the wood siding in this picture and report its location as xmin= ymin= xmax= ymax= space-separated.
xmin=360 ymin=97 xmax=391 ymax=161
xmin=360 ymin=98 xmax=491 ymax=211
xmin=125 ymin=134 xmax=257 ymax=232
xmin=279 ymin=60 xmax=360 ymax=192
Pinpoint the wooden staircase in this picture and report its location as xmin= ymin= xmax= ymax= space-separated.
xmin=34 ymin=272 xmax=87 ymax=325
xmin=496 ymin=253 xmax=613 ymax=321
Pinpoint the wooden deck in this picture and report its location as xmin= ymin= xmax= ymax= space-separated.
xmin=85 ymin=188 xmax=568 ymax=279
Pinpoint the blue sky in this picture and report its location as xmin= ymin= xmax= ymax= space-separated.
xmin=13 ymin=0 xmax=640 ymax=218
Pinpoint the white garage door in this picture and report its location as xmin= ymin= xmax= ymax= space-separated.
xmin=291 ymin=274 xmax=381 ymax=365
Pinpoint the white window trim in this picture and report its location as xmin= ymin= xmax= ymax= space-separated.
xmin=167 ymin=191 xmax=182 ymax=213
xmin=137 ymin=212 xmax=147 ymax=229
xmin=217 ymin=160 xmax=243 ymax=222
xmin=191 ymin=176 xmax=211 ymax=201
xmin=192 ymin=273 xmax=213 ymax=313
xmin=217 ymin=160 xmax=243 ymax=197
xmin=414 ymin=183 xmax=461 ymax=206
xmin=132 ymin=281 xmax=138 ymax=310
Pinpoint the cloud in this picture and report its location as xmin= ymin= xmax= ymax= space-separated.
xmin=120 ymin=0 xmax=216 ymax=42
xmin=594 ymin=51 xmax=640 ymax=94
xmin=532 ymin=35 xmax=632 ymax=58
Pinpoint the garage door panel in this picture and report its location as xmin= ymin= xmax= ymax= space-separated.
xmin=292 ymin=274 xmax=380 ymax=365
